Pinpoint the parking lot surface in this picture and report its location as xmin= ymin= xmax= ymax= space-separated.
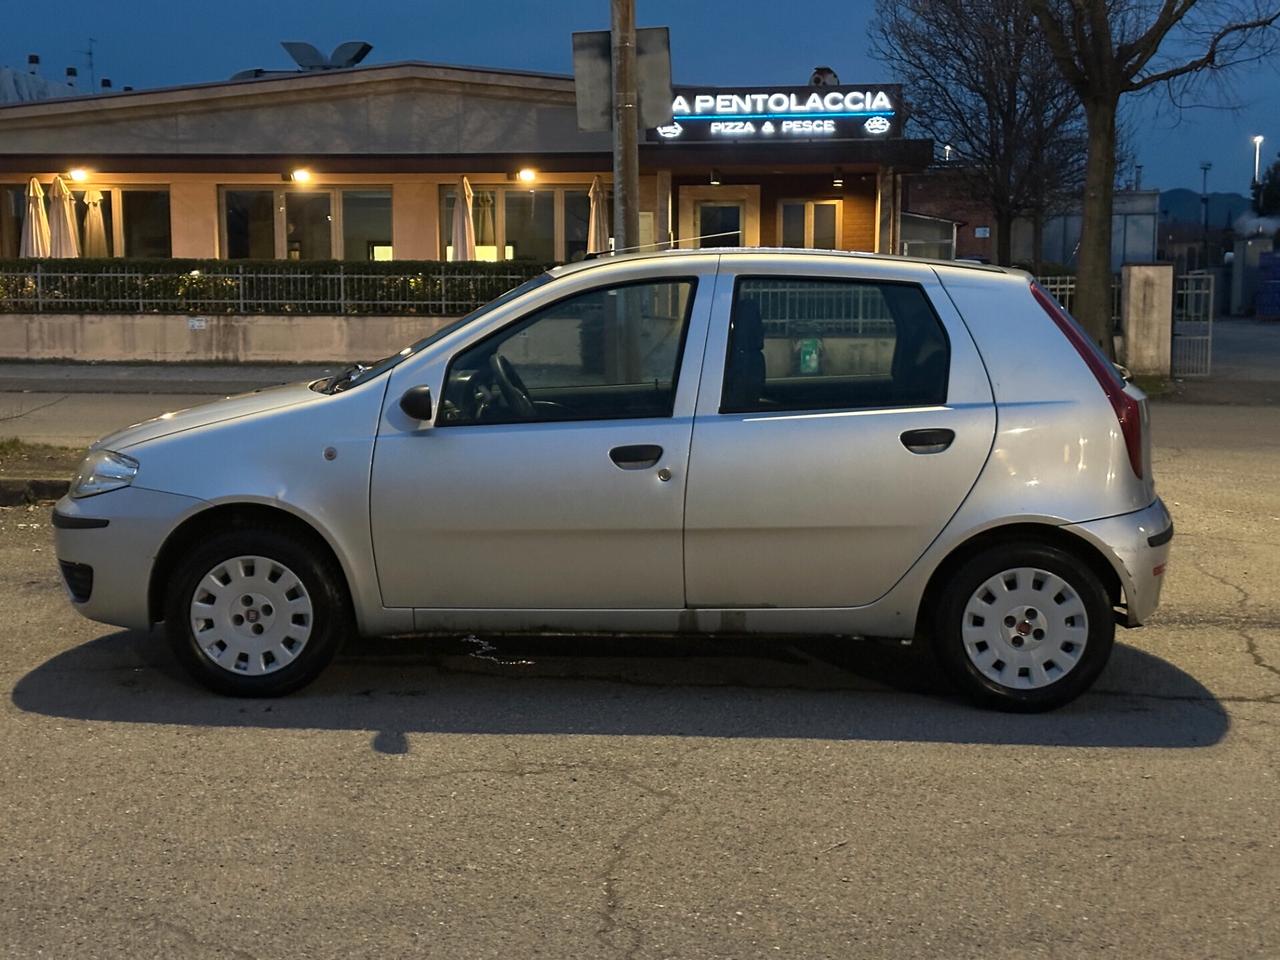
xmin=1 ymin=400 xmax=1277 ymax=959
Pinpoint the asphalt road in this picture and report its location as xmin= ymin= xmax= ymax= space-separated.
xmin=1 ymin=401 xmax=1277 ymax=960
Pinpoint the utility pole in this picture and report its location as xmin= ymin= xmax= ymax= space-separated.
xmin=610 ymin=0 xmax=639 ymax=251
xmin=1199 ymin=161 xmax=1212 ymax=271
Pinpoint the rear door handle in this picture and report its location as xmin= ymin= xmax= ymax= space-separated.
xmin=610 ymin=444 xmax=664 ymax=470
xmin=900 ymin=428 xmax=955 ymax=454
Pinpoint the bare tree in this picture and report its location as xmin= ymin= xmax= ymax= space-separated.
xmin=1026 ymin=0 xmax=1280 ymax=354
xmin=871 ymin=0 xmax=1086 ymax=266
xmin=1256 ymin=156 xmax=1280 ymax=215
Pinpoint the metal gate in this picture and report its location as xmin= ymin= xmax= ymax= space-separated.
xmin=1172 ymin=272 xmax=1214 ymax=377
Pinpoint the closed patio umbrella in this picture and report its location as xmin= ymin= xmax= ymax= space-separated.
xmin=587 ymin=176 xmax=610 ymax=254
xmin=451 ymin=176 xmax=476 ymax=262
xmin=82 ymin=188 xmax=109 ymax=257
xmin=19 ymin=177 xmax=50 ymax=258
xmin=48 ymin=176 xmax=80 ymax=258
xmin=475 ymin=190 xmax=496 ymax=248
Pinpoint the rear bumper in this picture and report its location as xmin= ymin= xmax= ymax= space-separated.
xmin=1065 ymin=498 xmax=1173 ymax=626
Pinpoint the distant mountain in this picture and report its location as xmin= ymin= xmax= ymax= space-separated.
xmin=1159 ymin=188 xmax=1253 ymax=227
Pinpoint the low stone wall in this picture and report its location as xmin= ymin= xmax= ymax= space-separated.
xmin=0 ymin=313 xmax=459 ymax=363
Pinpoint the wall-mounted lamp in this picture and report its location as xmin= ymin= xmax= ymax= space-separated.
xmin=832 ymin=167 xmax=844 ymax=188
xmin=285 ymin=168 xmax=312 ymax=183
xmin=709 ymin=168 xmax=722 ymax=186
xmin=67 ymin=168 xmax=90 ymax=183
xmin=514 ymin=167 xmax=537 ymax=183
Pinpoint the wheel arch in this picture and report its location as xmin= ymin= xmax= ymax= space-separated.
xmin=913 ymin=522 xmax=1124 ymax=641
xmin=148 ymin=501 xmax=355 ymax=625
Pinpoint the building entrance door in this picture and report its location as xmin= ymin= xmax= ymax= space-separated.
xmin=679 ymin=186 xmax=760 ymax=249
xmin=695 ymin=202 xmax=744 ymax=247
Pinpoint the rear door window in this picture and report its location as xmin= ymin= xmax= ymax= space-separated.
xmin=721 ymin=277 xmax=950 ymax=413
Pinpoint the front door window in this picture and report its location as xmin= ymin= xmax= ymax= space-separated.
xmin=440 ymin=279 xmax=696 ymax=425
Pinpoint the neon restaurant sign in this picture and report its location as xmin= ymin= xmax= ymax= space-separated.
xmin=648 ymin=85 xmax=902 ymax=142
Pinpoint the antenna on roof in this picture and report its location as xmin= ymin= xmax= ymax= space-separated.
xmin=581 ymin=231 xmax=739 ymax=260
xmin=76 ymin=37 xmax=97 ymax=89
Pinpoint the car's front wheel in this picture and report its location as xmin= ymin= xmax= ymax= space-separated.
xmin=933 ymin=542 xmax=1115 ymax=711
xmin=164 ymin=528 xmax=351 ymax=696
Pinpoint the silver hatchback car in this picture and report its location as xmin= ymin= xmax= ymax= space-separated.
xmin=53 ymin=250 xmax=1172 ymax=710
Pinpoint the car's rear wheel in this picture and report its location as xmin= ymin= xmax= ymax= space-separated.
xmin=933 ymin=542 xmax=1114 ymax=711
xmin=164 ymin=528 xmax=351 ymax=696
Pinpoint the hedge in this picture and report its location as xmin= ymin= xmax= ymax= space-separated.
xmin=0 ymin=258 xmax=556 ymax=315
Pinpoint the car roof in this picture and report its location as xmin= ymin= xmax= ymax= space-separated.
xmin=549 ymin=247 xmax=1020 ymax=280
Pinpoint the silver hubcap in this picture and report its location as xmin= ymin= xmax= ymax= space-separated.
xmin=961 ymin=566 xmax=1089 ymax=690
xmin=189 ymin=555 xmax=314 ymax=676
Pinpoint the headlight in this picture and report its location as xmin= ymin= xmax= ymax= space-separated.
xmin=70 ymin=450 xmax=139 ymax=499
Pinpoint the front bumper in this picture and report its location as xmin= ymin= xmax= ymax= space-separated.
xmin=1065 ymin=497 xmax=1173 ymax=626
xmin=52 ymin=486 xmax=204 ymax=630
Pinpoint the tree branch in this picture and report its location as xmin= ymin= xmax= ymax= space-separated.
xmin=1126 ymin=8 xmax=1280 ymax=90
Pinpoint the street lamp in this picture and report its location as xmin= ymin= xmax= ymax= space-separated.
xmin=1200 ymin=161 xmax=1212 ymax=271
xmin=1252 ymin=135 xmax=1265 ymax=185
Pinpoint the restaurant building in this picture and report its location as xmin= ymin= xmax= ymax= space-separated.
xmin=0 ymin=59 xmax=932 ymax=263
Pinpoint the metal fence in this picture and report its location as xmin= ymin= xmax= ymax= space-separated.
xmin=748 ymin=278 xmax=896 ymax=338
xmin=0 ymin=263 xmax=549 ymax=316
xmin=1034 ymin=275 xmax=1123 ymax=332
xmin=1172 ymin=271 xmax=1214 ymax=377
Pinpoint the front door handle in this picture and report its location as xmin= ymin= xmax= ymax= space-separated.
xmin=900 ymin=428 xmax=955 ymax=454
xmin=610 ymin=444 xmax=663 ymax=470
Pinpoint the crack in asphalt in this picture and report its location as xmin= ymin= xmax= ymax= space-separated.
xmin=1187 ymin=556 xmax=1254 ymax=608
xmin=595 ymin=769 xmax=681 ymax=960
xmin=0 ymin=393 xmax=68 ymax=423
xmin=1241 ymin=628 xmax=1280 ymax=684
xmin=146 ymin=918 xmax=260 ymax=960
xmin=1154 ymin=613 xmax=1280 ymax=628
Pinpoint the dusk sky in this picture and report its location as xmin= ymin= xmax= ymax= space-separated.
xmin=4 ymin=0 xmax=1276 ymax=194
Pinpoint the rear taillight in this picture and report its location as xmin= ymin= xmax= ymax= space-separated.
xmin=1030 ymin=283 xmax=1144 ymax=479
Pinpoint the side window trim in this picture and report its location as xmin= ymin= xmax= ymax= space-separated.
xmin=718 ymin=274 xmax=951 ymax=416
xmin=436 ymin=275 xmax=700 ymax=428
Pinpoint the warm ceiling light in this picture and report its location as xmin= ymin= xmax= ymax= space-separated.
xmin=516 ymin=167 xmax=537 ymax=183
xmin=287 ymin=168 xmax=312 ymax=183
xmin=832 ymin=167 xmax=844 ymax=188
xmin=67 ymin=168 xmax=89 ymax=182
xmin=709 ymin=168 xmax=722 ymax=185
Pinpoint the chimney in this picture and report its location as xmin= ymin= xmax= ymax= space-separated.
xmin=122 ymin=85 xmax=133 ymax=92
xmin=27 ymin=54 xmax=39 ymax=75
xmin=65 ymin=66 xmax=78 ymax=88
xmin=100 ymin=78 xmax=112 ymax=90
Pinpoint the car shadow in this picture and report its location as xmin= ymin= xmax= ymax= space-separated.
xmin=11 ymin=629 xmax=1228 ymax=751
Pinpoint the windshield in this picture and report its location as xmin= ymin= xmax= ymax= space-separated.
xmin=320 ymin=271 xmax=556 ymax=393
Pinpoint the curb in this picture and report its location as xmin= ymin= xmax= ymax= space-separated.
xmin=0 ymin=478 xmax=69 ymax=506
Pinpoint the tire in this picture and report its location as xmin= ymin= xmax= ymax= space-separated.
xmin=164 ymin=527 xmax=352 ymax=697
xmin=932 ymin=542 xmax=1115 ymax=712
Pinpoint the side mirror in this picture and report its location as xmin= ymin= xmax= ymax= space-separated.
xmin=399 ymin=385 xmax=434 ymax=422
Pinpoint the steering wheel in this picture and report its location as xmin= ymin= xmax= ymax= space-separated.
xmin=488 ymin=353 xmax=536 ymax=419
